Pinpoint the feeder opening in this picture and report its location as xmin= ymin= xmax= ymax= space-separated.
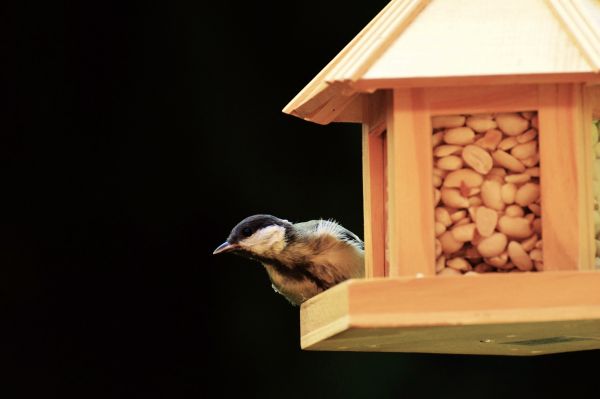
xmin=432 ymin=112 xmax=542 ymax=275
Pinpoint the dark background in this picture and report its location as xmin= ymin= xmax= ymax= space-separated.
xmin=11 ymin=1 xmax=600 ymax=397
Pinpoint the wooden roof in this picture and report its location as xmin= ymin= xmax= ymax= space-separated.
xmin=283 ymin=0 xmax=600 ymax=124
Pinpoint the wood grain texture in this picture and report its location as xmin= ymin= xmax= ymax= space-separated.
xmin=362 ymin=91 xmax=388 ymax=278
xmin=387 ymin=89 xmax=435 ymax=277
xmin=538 ymin=84 xmax=586 ymax=270
xmin=424 ymin=85 xmax=539 ymax=115
xmin=364 ymin=0 xmax=593 ymax=80
xmin=547 ymin=0 xmax=600 ymax=70
xmin=300 ymin=272 xmax=600 ymax=355
xmin=353 ymin=73 xmax=600 ymax=91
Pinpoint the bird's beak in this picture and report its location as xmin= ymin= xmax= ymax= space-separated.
xmin=213 ymin=241 xmax=239 ymax=255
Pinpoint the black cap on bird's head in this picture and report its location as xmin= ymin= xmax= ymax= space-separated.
xmin=213 ymin=214 xmax=292 ymax=256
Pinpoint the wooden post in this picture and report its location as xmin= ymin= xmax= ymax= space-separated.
xmin=538 ymin=84 xmax=588 ymax=271
xmin=362 ymin=91 xmax=387 ymax=278
xmin=386 ymin=89 xmax=435 ymax=276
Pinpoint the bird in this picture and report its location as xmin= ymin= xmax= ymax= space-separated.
xmin=213 ymin=214 xmax=364 ymax=305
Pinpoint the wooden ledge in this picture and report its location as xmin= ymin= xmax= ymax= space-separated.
xmin=300 ymin=271 xmax=600 ymax=356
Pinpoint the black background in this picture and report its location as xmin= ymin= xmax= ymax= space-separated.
xmin=11 ymin=1 xmax=600 ymax=397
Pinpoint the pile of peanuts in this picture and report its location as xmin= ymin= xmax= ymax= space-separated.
xmin=432 ymin=112 xmax=543 ymax=275
xmin=593 ymin=120 xmax=600 ymax=267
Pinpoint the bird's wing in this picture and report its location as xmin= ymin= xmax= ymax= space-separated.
xmin=297 ymin=219 xmax=364 ymax=251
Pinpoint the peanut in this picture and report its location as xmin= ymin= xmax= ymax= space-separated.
xmin=511 ymin=141 xmax=537 ymax=160
xmin=515 ymin=183 xmax=540 ymax=206
xmin=517 ymin=128 xmax=537 ymax=143
xmin=508 ymin=241 xmax=533 ymax=271
xmin=432 ymin=131 xmax=445 ymax=147
xmin=475 ymin=129 xmax=503 ymax=151
xmin=520 ymin=234 xmax=538 ymax=252
xmin=495 ymin=113 xmax=529 ymax=136
xmin=451 ymin=223 xmax=476 ymax=242
xmin=443 ymin=168 xmax=484 ymax=189
xmin=462 ymin=145 xmax=493 ymax=174
xmin=447 ymin=257 xmax=472 ymax=271
xmin=435 ymin=222 xmax=446 ymax=237
xmin=435 ymin=207 xmax=453 ymax=227
xmin=444 ymin=127 xmax=475 ymax=145
xmin=434 ymin=145 xmax=463 ymax=157
xmin=477 ymin=233 xmax=508 ymax=257
xmin=437 ymin=155 xmax=463 ymax=170
xmin=485 ymin=252 xmax=508 ymax=267
xmin=492 ymin=150 xmax=526 ymax=173
xmin=497 ymin=216 xmax=533 ymax=239
xmin=530 ymin=248 xmax=543 ymax=262
xmin=450 ymin=210 xmax=467 ymax=222
xmin=466 ymin=115 xmax=498 ymax=133
xmin=441 ymin=188 xmax=470 ymax=208
xmin=432 ymin=115 xmax=466 ymax=129
xmin=481 ymin=180 xmax=504 ymax=211
xmin=498 ymin=137 xmax=518 ymax=151
xmin=475 ymin=206 xmax=498 ymax=237
xmin=439 ymin=231 xmax=464 ymax=254
xmin=501 ymin=183 xmax=517 ymax=204
xmin=469 ymin=196 xmax=482 ymax=206
xmin=505 ymin=204 xmax=525 ymax=217
xmin=504 ymin=173 xmax=531 ymax=184
xmin=436 ymin=255 xmax=446 ymax=272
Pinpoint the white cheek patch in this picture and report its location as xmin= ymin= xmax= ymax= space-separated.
xmin=239 ymin=225 xmax=286 ymax=255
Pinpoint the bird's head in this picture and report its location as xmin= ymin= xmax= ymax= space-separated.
xmin=213 ymin=214 xmax=293 ymax=258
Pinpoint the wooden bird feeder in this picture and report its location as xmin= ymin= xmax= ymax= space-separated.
xmin=283 ymin=0 xmax=600 ymax=355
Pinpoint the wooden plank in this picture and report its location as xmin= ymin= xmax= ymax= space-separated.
xmin=362 ymin=92 xmax=388 ymax=278
xmin=353 ymin=73 xmax=600 ymax=91
xmin=538 ymin=84 xmax=584 ymax=270
xmin=387 ymin=89 xmax=435 ymax=277
xmin=423 ymin=85 xmax=539 ymax=115
xmin=334 ymin=94 xmax=364 ymax=123
xmin=300 ymin=272 xmax=600 ymax=355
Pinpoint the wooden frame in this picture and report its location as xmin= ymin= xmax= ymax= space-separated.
xmin=362 ymin=91 xmax=387 ymax=278
xmin=371 ymin=84 xmax=592 ymax=276
xmin=300 ymin=272 xmax=600 ymax=356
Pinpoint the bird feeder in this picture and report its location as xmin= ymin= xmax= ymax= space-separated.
xmin=283 ymin=0 xmax=600 ymax=355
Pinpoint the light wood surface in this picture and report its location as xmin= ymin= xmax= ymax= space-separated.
xmin=300 ymin=272 xmax=600 ymax=355
xmin=365 ymin=0 xmax=593 ymax=80
xmin=424 ymin=85 xmax=539 ymax=115
xmin=362 ymin=91 xmax=388 ymax=278
xmin=386 ymin=89 xmax=435 ymax=276
xmin=538 ymin=84 xmax=587 ymax=270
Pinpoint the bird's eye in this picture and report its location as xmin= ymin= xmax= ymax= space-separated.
xmin=241 ymin=227 xmax=253 ymax=237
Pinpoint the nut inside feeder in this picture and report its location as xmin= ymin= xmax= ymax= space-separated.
xmin=432 ymin=112 xmax=543 ymax=275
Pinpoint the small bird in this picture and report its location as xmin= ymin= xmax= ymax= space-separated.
xmin=213 ymin=214 xmax=364 ymax=305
